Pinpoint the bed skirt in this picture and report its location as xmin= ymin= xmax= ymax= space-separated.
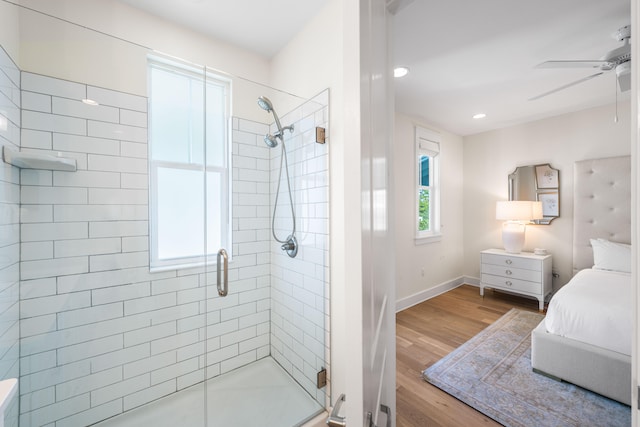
xmin=531 ymin=320 xmax=631 ymax=405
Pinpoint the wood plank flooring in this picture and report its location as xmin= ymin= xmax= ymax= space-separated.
xmin=396 ymin=284 xmax=541 ymax=427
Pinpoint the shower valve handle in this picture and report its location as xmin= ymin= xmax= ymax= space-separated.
xmin=281 ymin=235 xmax=298 ymax=258
xmin=281 ymin=242 xmax=295 ymax=251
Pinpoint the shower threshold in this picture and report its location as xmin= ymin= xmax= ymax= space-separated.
xmin=94 ymin=357 xmax=324 ymax=427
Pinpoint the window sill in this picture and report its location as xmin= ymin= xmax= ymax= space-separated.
xmin=149 ymin=262 xmax=206 ymax=273
xmin=414 ymin=233 xmax=442 ymax=245
xmin=149 ymin=257 xmax=233 ymax=273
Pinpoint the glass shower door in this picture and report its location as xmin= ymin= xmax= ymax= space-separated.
xmin=202 ymin=82 xmax=330 ymax=426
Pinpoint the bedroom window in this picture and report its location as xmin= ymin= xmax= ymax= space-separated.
xmin=148 ymin=57 xmax=231 ymax=271
xmin=415 ymin=126 xmax=441 ymax=243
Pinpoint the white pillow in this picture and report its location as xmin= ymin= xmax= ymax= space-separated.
xmin=590 ymin=238 xmax=631 ymax=273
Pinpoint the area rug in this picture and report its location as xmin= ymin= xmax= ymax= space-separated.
xmin=423 ymin=309 xmax=630 ymax=427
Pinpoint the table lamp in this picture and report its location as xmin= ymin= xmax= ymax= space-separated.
xmin=496 ymin=200 xmax=543 ymax=253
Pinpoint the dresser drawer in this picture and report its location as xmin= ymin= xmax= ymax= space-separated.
xmin=481 ymin=252 xmax=540 ymax=271
xmin=481 ymin=263 xmax=541 ymax=282
xmin=480 ymin=249 xmax=552 ymax=311
xmin=481 ymin=273 xmax=542 ymax=294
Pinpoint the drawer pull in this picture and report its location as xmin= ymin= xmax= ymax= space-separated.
xmin=505 ymin=270 xmax=512 ymax=275
xmin=505 ymin=280 xmax=512 ymax=286
xmin=505 ymin=259 xmax=512 ymax=265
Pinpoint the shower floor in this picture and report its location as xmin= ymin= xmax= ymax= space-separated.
xmin=94 ymin=357 xmax=324 ymax=427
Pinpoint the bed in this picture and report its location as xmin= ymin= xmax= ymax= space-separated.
xmin=530 ymin=155 xmax=632 ymax=406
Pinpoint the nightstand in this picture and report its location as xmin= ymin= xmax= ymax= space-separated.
xmin=480 ymin=249 xmax=552 ymax=311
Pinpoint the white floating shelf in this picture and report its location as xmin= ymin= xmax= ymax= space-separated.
xmin=2 ymin=146 xmax=76 ymax=172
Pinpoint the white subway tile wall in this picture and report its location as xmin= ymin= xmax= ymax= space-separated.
xmin=17 ymin=73 xmax=281 ymax=427
xmin=265 ymin=90 xmax=330 ymax=406
xmin=0 ymin=46 xmax=21 ymax=427
xmin=18 ymin=73 xmax=252 ymax=427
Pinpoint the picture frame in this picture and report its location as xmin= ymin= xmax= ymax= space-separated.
xmin=538 ymin=192 xmax=559 ymax=217
xmin=535 ymin=164 xmax=559 ymax=189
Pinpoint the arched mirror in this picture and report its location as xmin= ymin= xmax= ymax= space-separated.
xmin=508 ymin=163 xmax=559 ymax=225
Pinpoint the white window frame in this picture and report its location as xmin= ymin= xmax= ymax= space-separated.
xmin=415 ymin=126 xmax=441 ymax=244
xmin=148 ymin=56 xmax=232 ymax=271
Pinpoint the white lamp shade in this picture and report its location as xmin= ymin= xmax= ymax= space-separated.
xmin=496 ymin=200 xmax=543 ymax=221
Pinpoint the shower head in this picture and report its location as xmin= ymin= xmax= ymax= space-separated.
xmin=258 ymin=96 xmax=294 ymax=148
xmin=264 ymin=134 xmax=278 ymax=148
xmin=263 ymin=125 xmax=295 ymax=148
xmin=257 ymin=96 xmax=273 ymax=112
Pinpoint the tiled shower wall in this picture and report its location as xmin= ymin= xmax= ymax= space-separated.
xmin=233 ymin=92 xmax=330 ymax=407
xmin=0 ymin=46 xmax=21 ymax=427
xmin=268 ymin=91 xmax=330 ymax=405
xmin=17 ymin=72 xmax=272 ymax=426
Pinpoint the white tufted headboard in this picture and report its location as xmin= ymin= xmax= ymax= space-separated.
xmin=573 ymin=155 xmax=631 ymax=274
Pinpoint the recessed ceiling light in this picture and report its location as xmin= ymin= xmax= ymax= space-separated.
xmin=394 ymin=67 xmax=409 ymax=78
xmin=473 ymin=113 xmax=486 ymax=119
xmin=82 ymin=98 xmax=99 ymax=106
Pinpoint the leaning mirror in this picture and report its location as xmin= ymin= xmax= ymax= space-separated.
xmin=508 ymin=163 xmax=559 ymax=225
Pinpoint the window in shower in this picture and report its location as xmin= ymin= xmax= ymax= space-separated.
xmin=415 ymin=126 xmax=441 ymax=243
xmin=148 ymin=57 xmax=231 ymax=270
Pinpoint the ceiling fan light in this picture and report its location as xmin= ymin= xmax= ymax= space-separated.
xmin=615 ymin=25 xmax=631 ymax=42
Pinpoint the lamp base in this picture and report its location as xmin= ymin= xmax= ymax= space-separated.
xmin=502 ymin=222 xmax=526 ymax=253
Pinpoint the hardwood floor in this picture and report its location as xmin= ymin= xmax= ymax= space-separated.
xmin=395 ymin=284 xmax=541 ymax=427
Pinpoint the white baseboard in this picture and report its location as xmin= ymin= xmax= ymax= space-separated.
xmin=396 ymin=276 xmax=476 ymax=313
xmin=465 ymin=276 xmax=480 ymax=286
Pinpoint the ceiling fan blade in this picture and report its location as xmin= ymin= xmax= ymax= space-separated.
xmin=528 ymin=72 xmax=604 ymax=101
xmin=535 ymin=60 xmax=609 ymax=69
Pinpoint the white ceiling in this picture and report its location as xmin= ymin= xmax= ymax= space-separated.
xmin=118 ymin=0 xmax=328 ymax=58
xmin=119 ymin=0 xmax=631 ymax=136
xmin=393 ymin=0 xmax=631 ymax=135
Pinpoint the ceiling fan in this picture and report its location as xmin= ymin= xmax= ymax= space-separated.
xmin=529 ymin=25 xmax=631 ymax=101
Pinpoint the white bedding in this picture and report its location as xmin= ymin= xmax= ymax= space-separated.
xmin=545 ymin=268 xmax=632 ymax=356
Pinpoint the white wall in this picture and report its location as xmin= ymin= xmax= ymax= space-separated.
xmin=0 ymin=1 xmax=19 ymax=62
xmin=269 ymin=0 xmax=342 ymax=100
xmin=17 ymin=0 xmax=270 ymax=84
xmin=17 ymin=0 xmax=272 ymax=122
xmin=463 ymin=101 xmax=631 ymax=290
xmin=394 ymin=113 xmax=465 ymax=307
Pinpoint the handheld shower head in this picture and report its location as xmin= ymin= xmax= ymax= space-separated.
xmin=258 ymin=95 xmax=283 ymax=131
xmin=258 ymin=96 xmax=294 ymax=148
xmin=264 ymin=134 xmax=278 ymax=148
xmin=257 ymin=96 xmax=273 ymax=112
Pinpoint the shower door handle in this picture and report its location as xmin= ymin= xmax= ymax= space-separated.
xmin=217 ymin=248 xmax=228 ymax=297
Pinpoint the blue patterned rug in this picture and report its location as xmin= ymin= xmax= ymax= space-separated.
xmin=423 ymin=309 xmax=630 ymax=427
